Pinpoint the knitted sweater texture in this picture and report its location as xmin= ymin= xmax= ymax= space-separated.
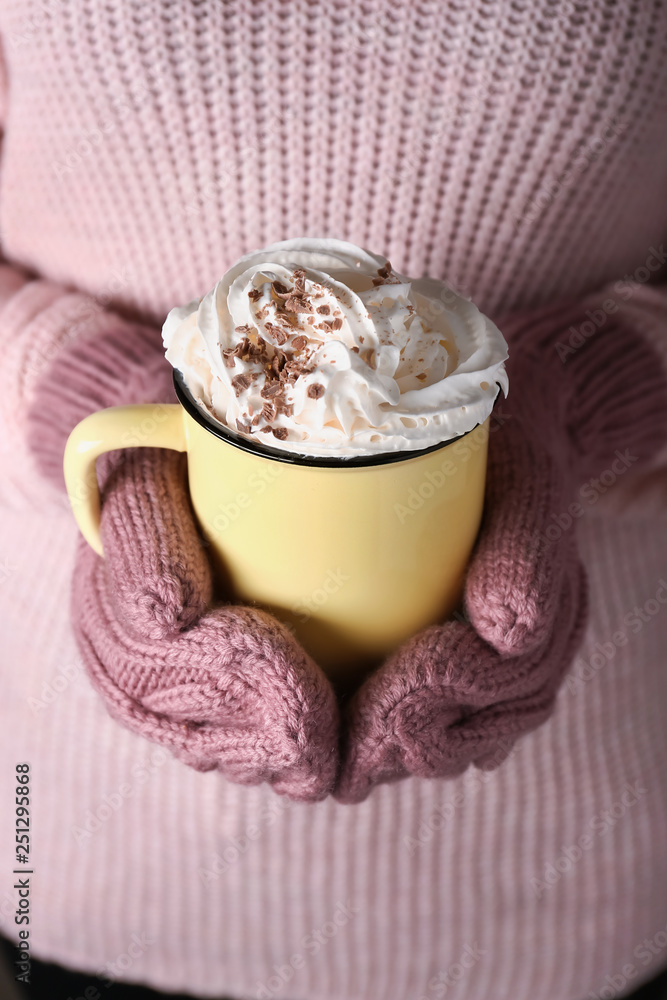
xmin=1 ymin=2 xmax=667 ymax=998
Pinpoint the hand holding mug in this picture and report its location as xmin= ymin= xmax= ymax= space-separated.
xmin=28 ymin=246 xmax=667 ymax=801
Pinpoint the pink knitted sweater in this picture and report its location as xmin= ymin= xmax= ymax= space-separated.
xmin=1 ymin=2 xmax=667 ymax=998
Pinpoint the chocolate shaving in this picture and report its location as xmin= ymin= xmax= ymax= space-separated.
xmin=261 ymin=381 xmax=284 ymax=398
xmin=261 ymin=402 xmax=276 ymax=422
xmin=307 ymin=383 xmax=325 ymax=399
xmin=373 ymin=260 xmax=394 ymax=286
xmin=316 ymin=305 xmax=330 ymax=315
xmin=351 ymin=346 xmax=360 ymax=353
xmin=283 ymin=268 xmax=312 ymax=314
xmin=284 ymin=295 xmax=311 ymax=314
xmin=265 ymin=321 xmax=288 ymax=346
xmin=236 ymin=418 xmax=252 ymax=434
xmin=248 ymin=288 xmax=262 ymax=301
xmin=231 ymin=373 xmax=252 ymax=395
xmin=235 ymin=324 xmax=254 ymax=336
xmin=271 ymin=427 xmax=288 ymax=440
xmin=319 ymin=318 xmax=342 ymax=333
xmin=224 ymin=336 xmax=269 ymax=365
xmin=291 ymin=335 xmax=308 ymax=350
xmin=272 ymin=280 xmax=289 ymax=296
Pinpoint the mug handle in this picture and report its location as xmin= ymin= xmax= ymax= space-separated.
xmin=63 ymin=403 xmax=186 ymax=557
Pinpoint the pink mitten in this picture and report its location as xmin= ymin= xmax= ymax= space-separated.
xmin=334 ymin=295 xmax=667 ymax=804
xmin=28 ymin=326 xmax=339 ymax=803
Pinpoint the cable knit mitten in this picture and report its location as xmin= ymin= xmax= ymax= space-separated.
xmin=73 ymin=533 xmax=339 ymax=802
xmin=27 ymin=323 xmax=339 ymax=802
xmin=334 ymin=296 xmax=667 ymax=804
xmin=70 ymin=445 xmax=339 ymax=802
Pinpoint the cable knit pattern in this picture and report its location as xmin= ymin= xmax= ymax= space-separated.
xmin=466 ymin=296 xmax=667 ymax=654
xmin=73 ymin=538 xmax=339 ymax=803
xmin=337 ymin=303 xmax=667 ymax=802
xmin=336 ymin=554 xmax=589 ymax=803
xmin=0 ymin=1 xmax=667 ymax=998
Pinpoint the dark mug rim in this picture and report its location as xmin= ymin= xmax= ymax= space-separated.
xmin=173 ymin=369 xmax=493 ymax=469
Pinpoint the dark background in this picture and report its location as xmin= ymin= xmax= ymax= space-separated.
xmin=2 ymin=933 xmax=667 ymax=1000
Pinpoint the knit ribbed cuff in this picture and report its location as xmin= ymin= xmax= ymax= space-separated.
xmin=500 ymin=292 xmax=667 ymax=480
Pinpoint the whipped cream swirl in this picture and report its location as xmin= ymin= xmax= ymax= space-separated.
xmin=162 ymin=238 xmax=509 ymax=457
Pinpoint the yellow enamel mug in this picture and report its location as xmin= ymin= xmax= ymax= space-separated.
xmin=64 ymin=372 xmax=489 ymax=676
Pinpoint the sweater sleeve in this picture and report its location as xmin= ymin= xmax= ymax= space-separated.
xmin=492 ymin=277 xmax=667 ymax=515
xmin=0 ymin=271 xmax=164 ymax=449
xmin=580 ymin=281 xmax=667 ymax=515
